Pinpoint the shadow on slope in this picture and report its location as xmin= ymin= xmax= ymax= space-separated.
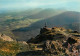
xmin=12 ymin=11 xmax=80 ymax=41
xmin=13 ymin=11 xmax=80 ymax=32
xmin=16 ymin=50 xmax=45 ymax=56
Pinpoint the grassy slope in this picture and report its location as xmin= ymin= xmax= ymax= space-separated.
xmin=0 ymin=39 xmax=37 ymax=56
xmin=0 ymin=39 xmax=20 ymax=56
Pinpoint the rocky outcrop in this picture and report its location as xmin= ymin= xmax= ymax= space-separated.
xmin=27 ymin=27 xmax=67 ymax=43
xmin=0 ymin=34 xmax=13 ymax=41
xmin=42 ymin=38 xmax=79 ymax=55
xmin=27 ymin=26 xmax=80 ymax=55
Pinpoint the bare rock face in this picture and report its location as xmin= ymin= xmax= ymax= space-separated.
xmin=42 ymin=38 xmax=80 ymax=55
xmin=0 ymin=34 xmax=13 ymax=41
xmin=27 ymin=26 xmax=80 ymax=55
xmin=43 ymin=40 xmax=63 ymax=54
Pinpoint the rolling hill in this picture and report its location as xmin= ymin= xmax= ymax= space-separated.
xmin=12 ymin=11 xmax=80 ymax=41
xmin=65 ymin=22 xmax=80 ymax=32
xmin=0 ymin=8 xmax=65 ymax=40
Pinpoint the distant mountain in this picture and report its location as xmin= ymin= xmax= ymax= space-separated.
xmin=0 ymin=8 xmax=64 ymax=29
xmin=29 ymin=11 xmax=80 ymax=27
xmin=0 ymin=8 xmax=65 ymax=40
xmin=12 ymin=11 xmax=80 ymax=41
xmin=65 ymin=22 xmax=80 ymax=32
xmin=27 ymin=9 xmax=64 ymax=19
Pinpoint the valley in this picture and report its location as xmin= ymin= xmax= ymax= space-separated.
xmin=0 ymin=8 xmax=80 ymax=56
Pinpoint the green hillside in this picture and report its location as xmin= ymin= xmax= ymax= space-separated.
xmin=0 ymin=9 xmax=80 ymax=41
xmin=0 ymin=8 xmax=65 ymax=40
xmin=13 ymin=11 xmax=80 ymax=41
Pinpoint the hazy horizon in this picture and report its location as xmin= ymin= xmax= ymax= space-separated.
xmin=0 ymin=0 xmax=80 ymax=12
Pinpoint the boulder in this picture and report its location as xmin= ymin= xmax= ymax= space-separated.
xmin=0 ymin=34 xmax=13 ymax=41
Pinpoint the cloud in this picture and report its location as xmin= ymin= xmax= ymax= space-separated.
xmin=0 ymin=0 xmax=80 ymax=12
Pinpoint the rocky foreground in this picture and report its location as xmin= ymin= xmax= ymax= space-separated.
xmin=27 ymin=26 xmax=80 ymax=56
xmin=0 ymin=26 xmax=80 ymax=56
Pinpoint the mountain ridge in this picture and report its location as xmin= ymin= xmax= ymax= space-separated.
xmin=12 ymin=11 xmax=80 ymax=41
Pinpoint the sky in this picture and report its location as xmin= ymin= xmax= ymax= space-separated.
xmin=0 ymin=0 xmax=80 ymax=12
